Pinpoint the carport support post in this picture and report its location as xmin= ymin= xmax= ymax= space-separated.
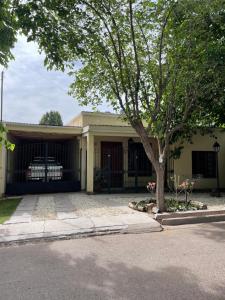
xmin=81 ymin=137 xmax=87 ymax=190
xmin=44 ymin=142 xmax=48 ymax=182
xmin=86 ymin=134 xmax=94 ymax=193
xmin=0 ymin=142 xmax=6 ymax=196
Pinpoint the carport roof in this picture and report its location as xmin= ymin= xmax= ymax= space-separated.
xmin=5 ymin=121 xmax=144 ymax=139
xmin=5 ymin=121 xmax=82 ymax=140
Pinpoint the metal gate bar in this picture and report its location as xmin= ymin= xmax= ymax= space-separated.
xmin=6 ymin=140 xmax=81 ymax=195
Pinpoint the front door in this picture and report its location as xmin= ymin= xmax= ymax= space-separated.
xmin=101 ymin=142 xmax=123 ymax=188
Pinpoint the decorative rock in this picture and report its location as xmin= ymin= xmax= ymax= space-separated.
xmin=137 ymin=205 xmax=145 ymax=212
xmin=128 ymin=202 xmax=137 ymax=209
xmin=146 ymin=203 xmax=156 ymax=214
xmin=190 ymin=200 xmax=207 ymax=210
xmin=152 ymin=206 xmax=160 ymax=214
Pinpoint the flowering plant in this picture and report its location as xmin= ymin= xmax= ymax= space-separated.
xmin=178 ymin=179 xmax=195 ymax=192
xmin=178 ymin=179 xmax=195 ymax=204
xmin=147 ymin=181 xmax=156 ymax=193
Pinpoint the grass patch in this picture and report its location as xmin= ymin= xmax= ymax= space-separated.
xmin=0 ymin=198 xmax=22 ymax=224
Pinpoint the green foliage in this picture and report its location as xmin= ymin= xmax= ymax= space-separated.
xmin=16 ymin=0 xmax=225 ymax=141
xmin=0 ymin=0 xmax=18 ymax=67
xmin=39 ymin=111 xmax=63 ymax=126
xmin=14 ymin=0 xmax=225 ymax=209
xmin=165 ymin=198 xmax=196 ymax=212
xmin=0 ymin=197 xmax=22 ymax=224
xmin=0 ymin=1 xmax=17 ymax=151
xmin=0 ymin=123 xmax=15 ymax=151
xmin=170 ymin=146 xmax=184 ymax=160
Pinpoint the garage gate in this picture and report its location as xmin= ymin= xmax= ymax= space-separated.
xmin=6 ymin=139 xmax=81 ymax=195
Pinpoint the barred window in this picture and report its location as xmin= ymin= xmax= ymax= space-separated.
xmin=128 ymin=143 xmax=152 ymax=177
xmin=192 ymin=151 xmax=216 ymax=178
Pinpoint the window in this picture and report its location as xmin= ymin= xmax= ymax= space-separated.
xmin=128 ymin=143 xmax=152 ymax=177
xmin=192 ymin=151 xmax=216 ymax=178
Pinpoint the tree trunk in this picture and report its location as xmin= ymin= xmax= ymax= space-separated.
xmin=156 ymin=165 xmax=166 ymax=212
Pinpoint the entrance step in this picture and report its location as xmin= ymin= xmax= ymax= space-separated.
xmin=155 ymin=209 xmax=225 ymax=226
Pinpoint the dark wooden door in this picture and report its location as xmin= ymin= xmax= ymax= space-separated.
xmin=101 ymin=142 xmax=123 ymax=188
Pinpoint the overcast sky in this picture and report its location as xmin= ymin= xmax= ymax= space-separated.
xmin=3 ymin=35 xmax=110 ymax=125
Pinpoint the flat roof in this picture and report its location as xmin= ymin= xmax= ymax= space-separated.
xmin=5 ymin=122 xmax=82 ymax=139
xmin=5 ymin=121 xmax=81 ymax=129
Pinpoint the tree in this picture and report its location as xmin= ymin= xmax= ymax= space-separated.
xmin=0 ymin=0 xmax=17 ymax=151
xmin=16 ymin=0 xmax=225 ymax=211
xmin=39 ymin=111 xmax=63 ymax=126
xmin=0 ymin=0 xmax=17 ymax=67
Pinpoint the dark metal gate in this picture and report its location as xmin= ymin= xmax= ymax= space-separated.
xmin=94 ymin=141 xmax=154 ymax=193
xmin=101 ymin=142 xmax=123 ymax=189
xmin=6 ymin=140 xmax=80 ymax=195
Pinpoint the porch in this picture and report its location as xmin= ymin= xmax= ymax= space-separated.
xmin=81 ymin=126 xmax=173 ymax=194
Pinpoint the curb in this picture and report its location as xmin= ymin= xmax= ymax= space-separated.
xmin=161 ymin=214 xmax=225 ymax=226
xmin=0 ymin=223 xmax=162 ymax=247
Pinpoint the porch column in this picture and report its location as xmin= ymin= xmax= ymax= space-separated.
xmin=0 ymin=145 xmax=7 ymax=196
xmin=80 ymin=137 xmax=87 ymax=190
xmin=86 ymin=133 xmax=94 ymax=193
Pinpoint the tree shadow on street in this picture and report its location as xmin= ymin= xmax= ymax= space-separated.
xmin=190 ymin=221 xmax=225 ymax=243
xmin=43 ymin=251 xmax=225 ymax=300
xmin=1 ymin=238 xmax=225 ymax=300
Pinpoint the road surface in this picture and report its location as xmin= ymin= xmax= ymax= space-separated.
xmin=0 ymin=222 xmax=225 ymax=300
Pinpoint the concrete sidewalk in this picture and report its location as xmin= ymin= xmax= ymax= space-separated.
xmin=0 ymin=193 xmax=162 ymax=245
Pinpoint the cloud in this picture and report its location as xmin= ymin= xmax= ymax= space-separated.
xmin=3 ymin=35 xmax=111 ymax=124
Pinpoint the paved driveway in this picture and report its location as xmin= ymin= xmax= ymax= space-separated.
xmin=1 ymin=192 xmax=224 ymax=244
xmin=0 ymin=193 xmax=161 ymax=244
xmin=6 ymin=192 xmax=225 ymax=225
xmin=6 ymin=193 xmax=153 ymax=223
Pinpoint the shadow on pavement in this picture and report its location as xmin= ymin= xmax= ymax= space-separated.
xmin=0 ymin=239 xmax=224 ymax=300
xmin=191 ymin=221 xmax=225 ymax=243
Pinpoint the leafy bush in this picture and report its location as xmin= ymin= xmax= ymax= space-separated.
xmin=165 ymin=198 xmax=197 ymax=212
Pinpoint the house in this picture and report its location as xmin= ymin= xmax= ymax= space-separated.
xmin=0 ymin=111 xmax=224 ymax=196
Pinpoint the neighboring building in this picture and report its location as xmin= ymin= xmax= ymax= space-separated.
xmin=0 ymin=111 xmax=224 ymax=195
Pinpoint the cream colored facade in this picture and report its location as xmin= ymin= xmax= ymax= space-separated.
xmin=173 ymin=130 xmax=225 ymax=189
xmin=0 ymin=111 xmax=224 ymax=195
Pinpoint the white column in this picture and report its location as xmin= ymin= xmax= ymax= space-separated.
xmin=80 ymin=137 xmax=87 ymax=190
xmin=0 ymin=145 xmax=6 ymax=196
xmin=86 ymin=134 xmax=94 ymax=193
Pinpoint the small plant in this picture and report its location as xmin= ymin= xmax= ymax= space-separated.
xmin=178 ymin=179 xmax=195 ymax=205
xmin=169 ymin=175 xmax=195 ymax=205
xmin=165 ymin=198 xmax=197 ymax=212
xmin=169 ymin=174 xmax=181 ymax=200
xmin=147 ymin=181 xmax=156 ymax=194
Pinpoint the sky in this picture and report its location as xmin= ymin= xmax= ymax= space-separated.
xmin=2 ymin=35 xmax=110 ymax=125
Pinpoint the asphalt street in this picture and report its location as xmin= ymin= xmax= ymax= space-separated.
xmin=0 ymin=222 xmax=225 ymax=300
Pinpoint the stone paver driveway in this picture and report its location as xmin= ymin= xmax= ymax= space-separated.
xmin=5 ymin=193 xmax=153 ymax=224
xmin=5 ymin=192 xmax=225 ymax=225
xmin=0 ymin=193 xmax=161 ymax=244
xmin=1 ymin=192 xmax=224 ymax=244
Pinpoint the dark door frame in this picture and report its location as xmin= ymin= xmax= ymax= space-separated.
xmin=101 ymin=141 xmax=124 ymax=190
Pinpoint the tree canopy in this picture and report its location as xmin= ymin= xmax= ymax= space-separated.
xmin=11 ymin=0 xmax=225 ymax=209
xmin=0 ymin=1 xmax=17 ymax=151
xmin=39 ymin=111 xmax=63 ymax=126
xmin=0 ymin=0 xmax=17 ymax=67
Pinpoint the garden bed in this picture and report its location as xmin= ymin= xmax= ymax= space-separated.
xmin=128 ymin=198 xmax=207 ymax=214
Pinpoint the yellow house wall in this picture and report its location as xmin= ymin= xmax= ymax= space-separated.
xmin=68 ymin=112 xmax=130 ymax=127
xmin=68 ymin=114 xmax=83 ymax=127
xmin=83 ymin=114 xmax=128 ymax=127
xmin=94 ymin=136 xmax=157 ymax=188
xmin=173 ymin=130 xmax=225 ymax=189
